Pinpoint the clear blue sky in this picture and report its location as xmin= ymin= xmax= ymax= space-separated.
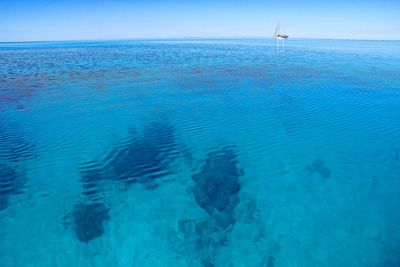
xmin=1 ymin=0 xmax=399 ymax=42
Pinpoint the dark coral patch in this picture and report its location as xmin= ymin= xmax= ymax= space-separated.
xmin=0 ymin=120 xmax=35 ymax=163
xmin=192 ymin=146 xmax=241 ymax=217
xmin=107 ymin=122 xmax=176 ymax=185
xmin=79 ymin=163 xmax=106 ymax=201
xmin=80 ymin=122 xmax=177 ymax=188
xmin=72 ymin=202 xmax=110 ymax=243
xmin=0 ymin=119 xmax=34 ymax=210
xmin=0 ymin=164 xmax=22 ymax=210
xmin=180 ymin=146 xmax=242 ymax=264
xmin=393 ymin=150 xmax=400 ymax=162
xmin=71 ymin=121 xmax=177 ymax=243
xmin=306 ymin=159 xmax=331 ymax=179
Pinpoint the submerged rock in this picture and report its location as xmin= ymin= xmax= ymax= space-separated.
xmin=306 ymin=159 xmax=331 ymax=179
xmin=72 ymin=202 xmax=110 ymax=243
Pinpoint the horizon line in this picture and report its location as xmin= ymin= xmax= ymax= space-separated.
xmin=1 ymin=36 xmax=400 ymax=44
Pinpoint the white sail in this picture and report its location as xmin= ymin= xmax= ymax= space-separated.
xmin=273 ymin=22 xmax=280 ymax=37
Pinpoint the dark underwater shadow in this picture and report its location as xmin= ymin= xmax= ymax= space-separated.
xmin=0 ymin=120 xmax=36 ymax=163
xmin=69 ymin=121 xmax=179 ymax=243
xmin=0 ymin=164 xmax=24 ymax=211
xmin=71 ymin=202 xmax=110 ymax=243
xmin=306 ymin=158 xmax=331 ymax=179
xmin=178 ymin=145 xmax=243 ymax=266
xmin=0 ymin=118 xmax=35 ymax=211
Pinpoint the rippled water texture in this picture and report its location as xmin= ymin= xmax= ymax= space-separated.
xmin=1 ymin=39 xmax=400 ymax=266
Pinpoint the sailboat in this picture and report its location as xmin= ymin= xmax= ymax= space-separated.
xmin=273 ymin=22 xmax=289 ymax=39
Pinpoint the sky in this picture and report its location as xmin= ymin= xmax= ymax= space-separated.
xmin=0 ymin=0 xmax=399 ymax=42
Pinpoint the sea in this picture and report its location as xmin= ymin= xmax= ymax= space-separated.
xmin=1 ymin=38 xmax=400 ymax=266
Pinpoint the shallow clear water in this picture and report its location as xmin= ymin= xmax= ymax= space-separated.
xmin=1 ymin=39 xmax=400 ymax=266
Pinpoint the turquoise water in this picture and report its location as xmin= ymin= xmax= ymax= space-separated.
xmin=1 ymin=39 xmax=400 ymax=266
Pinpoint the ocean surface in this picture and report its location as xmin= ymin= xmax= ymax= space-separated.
xmin=0 ymin=38 xmax=399 ymax=267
